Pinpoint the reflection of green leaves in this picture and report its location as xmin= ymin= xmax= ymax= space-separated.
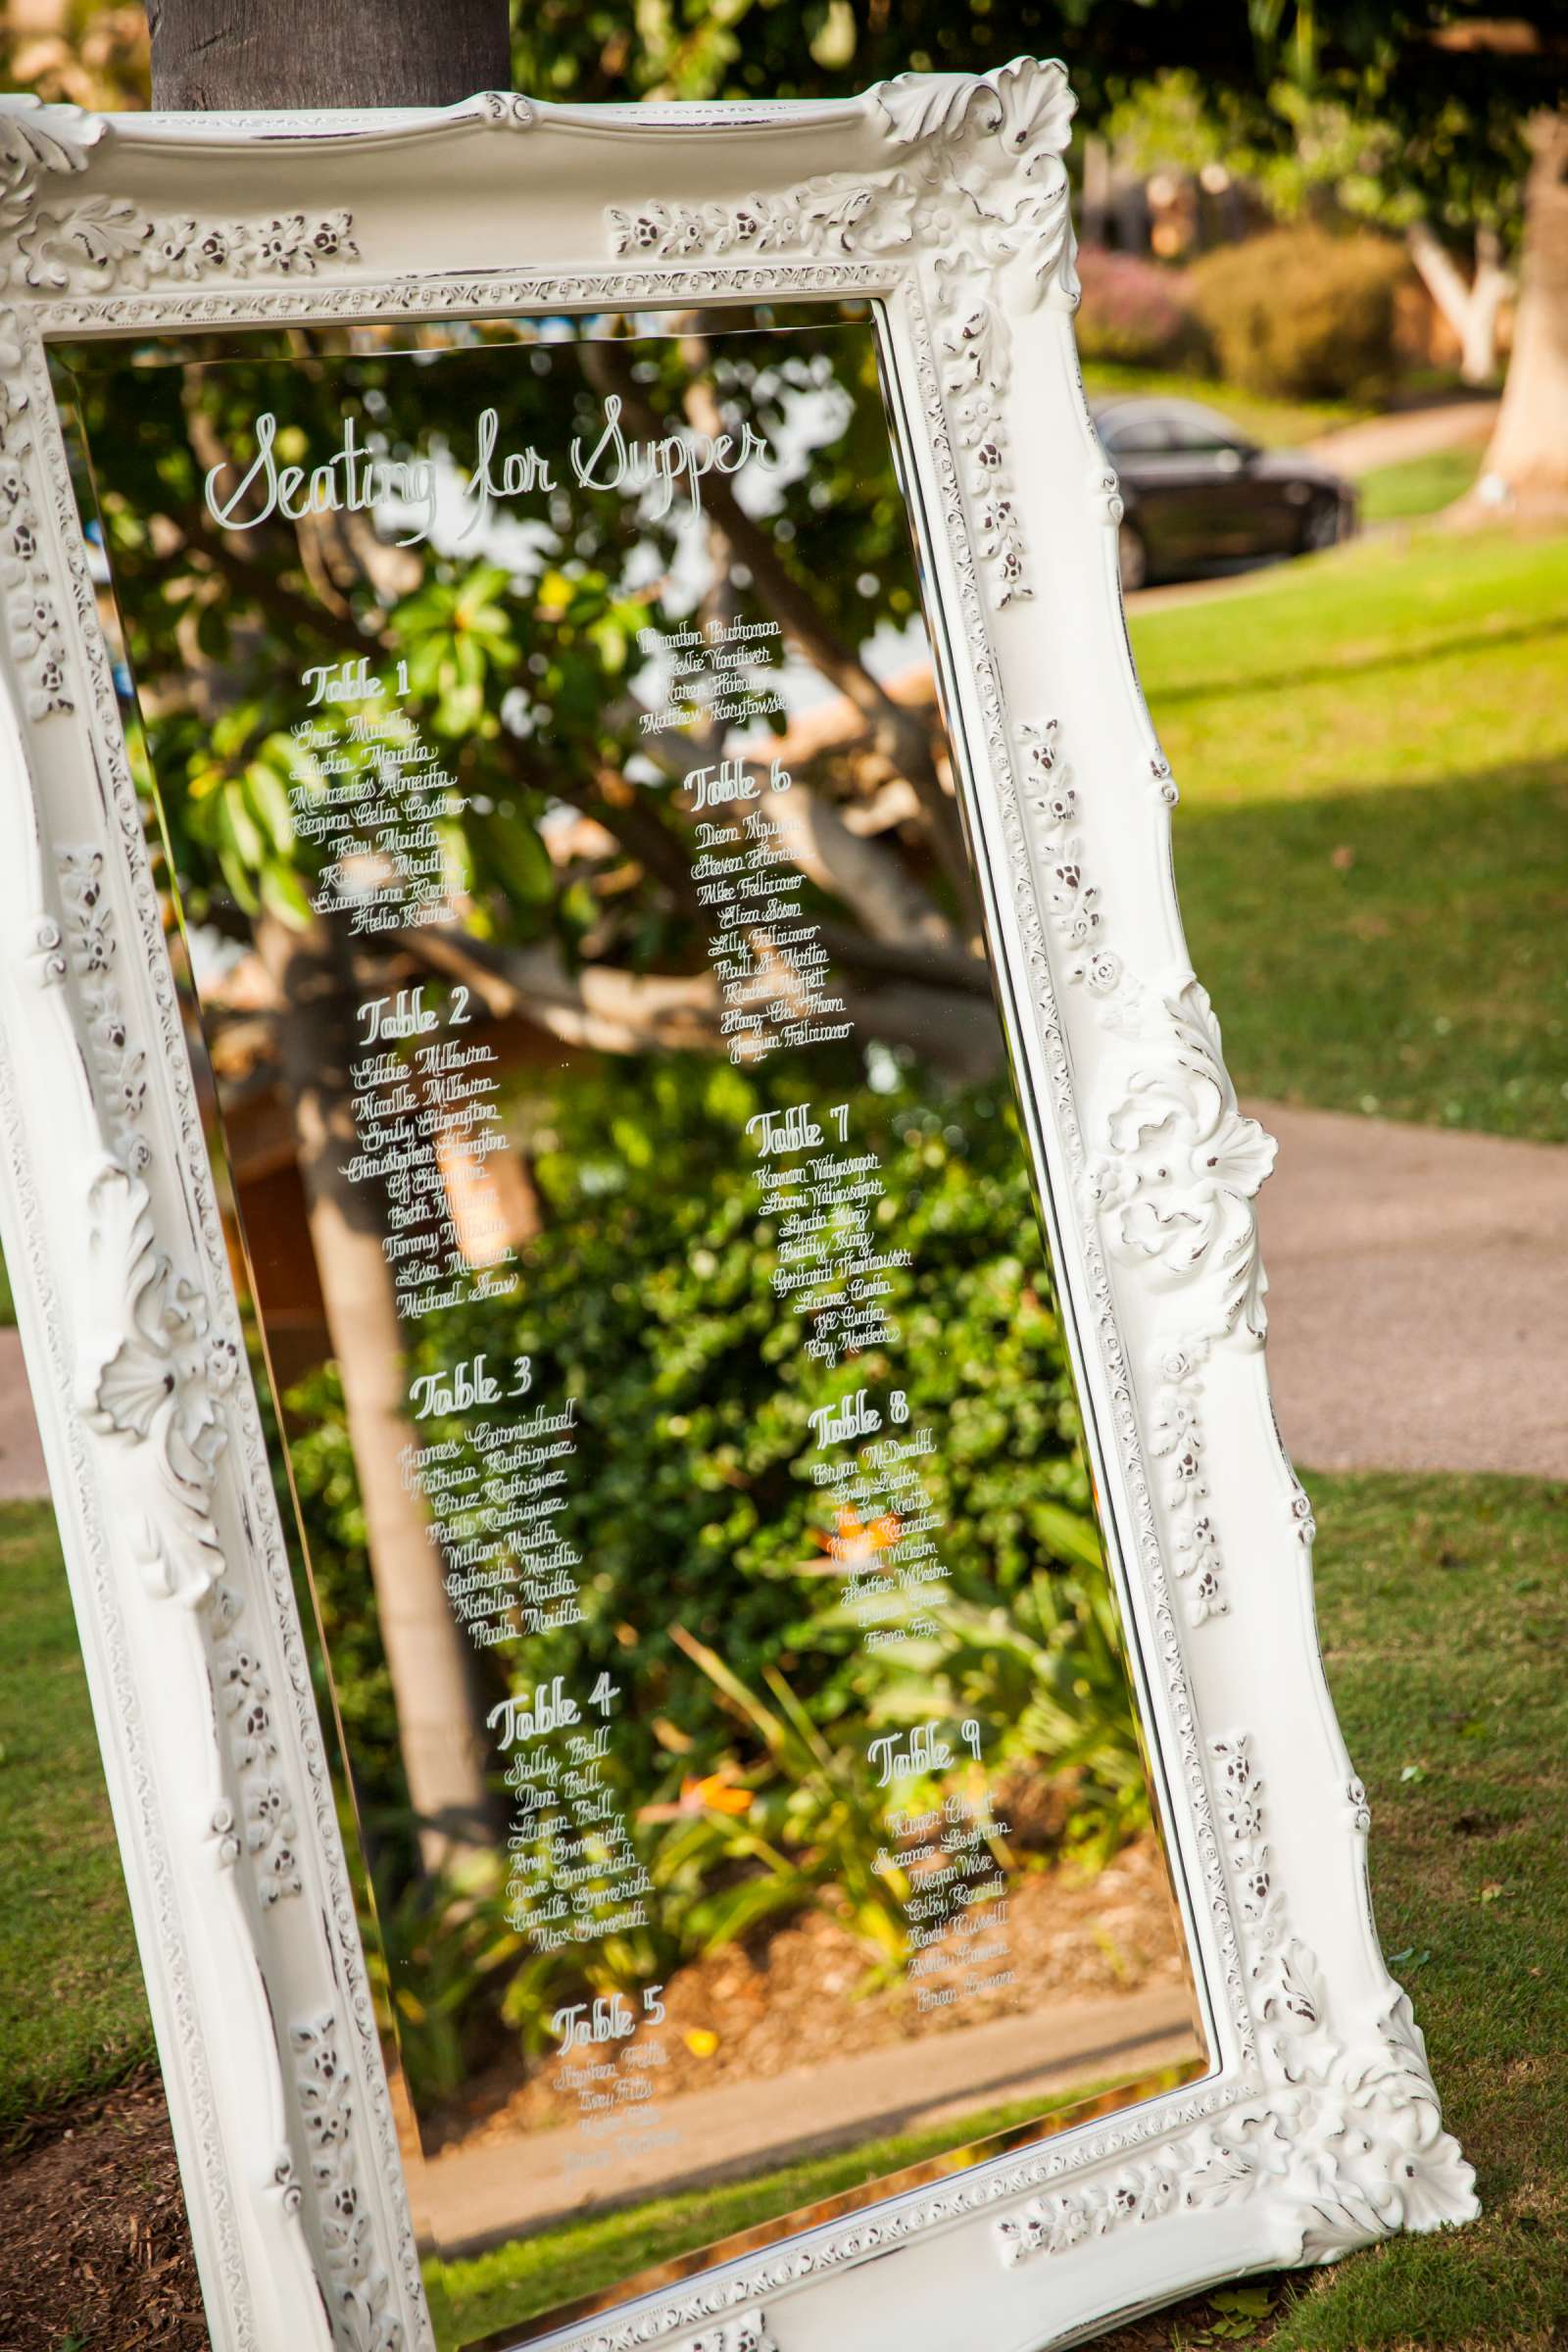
xmin=395 ymin=563 xmax=517 ymax=736
xmin=808 ymin=1564 xmax=1146 ymax=1869
xmin=290 ymin=1057 xmax=1136 ymax=2064
xmin=668 ymin=1628 xmax=910 ymax=1968
xmin=196 ymin=748 xmax=304 ymax=916
xmin=82 ymin=319 xmax=1150 ymax=2086
xmin=467 ymin=806 xmax=554 ymax=906
xmin=74 ymin=317 xmax=928 ymax=980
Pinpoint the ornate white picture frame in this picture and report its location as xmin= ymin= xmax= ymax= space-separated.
xmin=0 ymin=61 xmax=1476 ymax=2352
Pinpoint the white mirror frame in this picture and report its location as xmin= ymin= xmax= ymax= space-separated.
xmin=0 ymin=62 xmax=1477 ymax=2352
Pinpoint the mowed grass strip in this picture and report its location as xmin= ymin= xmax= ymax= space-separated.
xmin=1128 ymin=527 xmax=1568 ymax=1139
xmin=1081 ymin=364 xmax=1369 ymax=450
xmin=0 ymin=1502 xmax=153 ymax=2143
xmin=426 ymin=2077 xmax=1169 ymax=2341
xmin=1356 ymin=447 xmax=1483 ymax=525
xmin=1257 ymin=1472 xmax=1568 ymax=2351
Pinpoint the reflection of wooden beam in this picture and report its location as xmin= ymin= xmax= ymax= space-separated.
xmin=433 ymin=1102 xmax=540 ymax=1260
xmin=410 ymin=927 xmax=724 ymax=1056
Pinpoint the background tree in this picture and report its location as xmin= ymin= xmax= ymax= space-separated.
xmin=506 ymin=2 xmax=1568 ymax=497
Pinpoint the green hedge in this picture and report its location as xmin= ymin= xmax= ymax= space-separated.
xmin=1189 ymin=226 xmax=1406 ymax=401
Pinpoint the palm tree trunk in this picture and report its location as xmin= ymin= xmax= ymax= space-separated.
xmin=147 ymin=0 xmax=510 ymax=110
xmin=149 ymin=0 xmax=514 ymax=1874
xmin=258 ymin=916 xmax=498 ymax=1873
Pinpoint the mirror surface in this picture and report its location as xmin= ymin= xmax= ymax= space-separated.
xmin=58 ymin=307 xmax=1205 ymax=2350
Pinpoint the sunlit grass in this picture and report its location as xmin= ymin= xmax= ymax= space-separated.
xmin=1357 ymin=446 xmax=1484 ymax=524
xmin=0 ymin=1503 xmax=153 ymax=2144
xmin=1199 ymin=1473 xmax=1567 ymax=2351
xmin=1081 ymin=362 xmax=1368 ymax=449
xmin=1129 ymin=527 xmax=1568 ymax=1139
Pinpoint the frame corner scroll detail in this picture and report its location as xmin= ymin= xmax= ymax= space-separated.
xmin=0 ymin=98 xmax=357 ymax=296
xmin=605 ymin=59 xmax=1078 ymax=605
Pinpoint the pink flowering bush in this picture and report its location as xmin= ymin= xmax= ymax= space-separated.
xmin=1075 ymin=247 xmax=1208 ymax=370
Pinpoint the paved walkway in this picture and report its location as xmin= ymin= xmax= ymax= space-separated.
xmin=1255 ymin=1102 xmax=1567 ymax=1482
xmin=0 ymin=1102 xmax=1559 ymax=1497
xmin=0 ymin=1330 xmax=48 ymax=1502
xmin=418 ymin=1984 xmax=1198 ymax=2257
xmin=1302 ymin=395 xmax=1498 ymax=476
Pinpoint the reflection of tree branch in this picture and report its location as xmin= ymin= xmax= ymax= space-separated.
xmin=159 ymin=506 xmax=709 ymax=919
xmin=628 ymin=713 xmax=970 ymax=961
xmin=407 ymin=925 xmax=722 ymax=1056
xmin=814 ymin=920 xmax=990 ymax=998
xmin=403 ymin=925 xmax=1002 ymax=1078
xmin=166 ymin=501 xmax=374 ymax=662
xmin=158 ymin=465 xmax=982 ymax=969
xmin=581 ymin=339 xmax=981 ymax=930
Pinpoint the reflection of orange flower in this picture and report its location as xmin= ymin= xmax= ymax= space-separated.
xmin=681 ymin=1773 xmax=752 ymax=1816
xmin=824 ymin=1505 xmax=901 ymax=1562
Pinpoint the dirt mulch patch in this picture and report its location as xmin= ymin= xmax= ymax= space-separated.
xmin=430 ymin=1833 xmax=1192 ymax=2154
xmin=0 ymin=2065 xmax=205 ymax=2352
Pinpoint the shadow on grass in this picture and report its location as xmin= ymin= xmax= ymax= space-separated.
xmin=1174 ymin=760 xmax=1568 ymax=1142
xmin=1148 ymin=610 xmax=1568 ymax=716
xmin=1101 ymin=1470 xmax=1568 ymax=2351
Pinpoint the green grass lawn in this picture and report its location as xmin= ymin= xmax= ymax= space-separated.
xmin=0 ymin=1503 xmax=152 ymax=2144
xmin=1129 ymin=526 xmax=1568 ymax=1141
xmin=1081 ymin=364 xmax=1368 ymax=449
xmin=1356 ymin=446 xmax=1484 ymax=525
xmin=1223 ymin=1472 xmax=1568 ymax=2352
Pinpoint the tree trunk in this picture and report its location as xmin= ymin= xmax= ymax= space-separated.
xmin=1479 ymin=110 xmax=1568 ymax=505
xmin=146 ymin=3 xmax=514 ymax=1873
xmin=258 ymin=917 xmax=498 ymax=1874
xmin=147 ymin=0 xmax=510 ymax=111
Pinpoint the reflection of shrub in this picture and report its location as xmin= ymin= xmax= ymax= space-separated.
xmin=1189 ymin=227 xmax=1405 ymax=400
xmin=1075 ymin=247 xmax=1207 ymax=370
xmin=814 ymin=1538 xmax=1148 ymax=1871
xmin=288 ymin=1365 xmax=405 ymax=1825
xmin=290 ymin=1054 xmax=1147 ymax=2083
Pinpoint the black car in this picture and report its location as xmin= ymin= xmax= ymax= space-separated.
xmin=1093 ymin=397 xmax=1356 ymax=590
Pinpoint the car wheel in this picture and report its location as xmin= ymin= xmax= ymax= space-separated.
xmin=1117 ymin=519 xmax=1150 ymax=592
xmin=1300 ymin=498 xmax=1342 ymax=553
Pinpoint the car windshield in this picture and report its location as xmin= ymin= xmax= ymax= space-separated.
xmin=1098 ymin=409 xmax=1172 ymax=455
xmin=1161 ymin=404 xmax=1250 ymax=454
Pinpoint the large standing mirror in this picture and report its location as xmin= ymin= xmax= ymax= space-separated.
xmin=58 ymin=300 xmax=1205 ymax=2348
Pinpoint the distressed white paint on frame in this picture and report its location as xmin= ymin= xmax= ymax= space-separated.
xmin=0 ymin=67 xmax=1475 ymax=2352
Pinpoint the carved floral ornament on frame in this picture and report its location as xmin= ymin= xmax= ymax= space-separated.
xmin=0 ymin=57 xmax=1476 ymax=2352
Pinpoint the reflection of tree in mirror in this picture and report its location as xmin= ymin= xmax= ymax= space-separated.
xmin=290 ymin=1054 xmax=1147 ymax=2098
xmin=65 ymin=311 xmax=1157 ymax=2121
